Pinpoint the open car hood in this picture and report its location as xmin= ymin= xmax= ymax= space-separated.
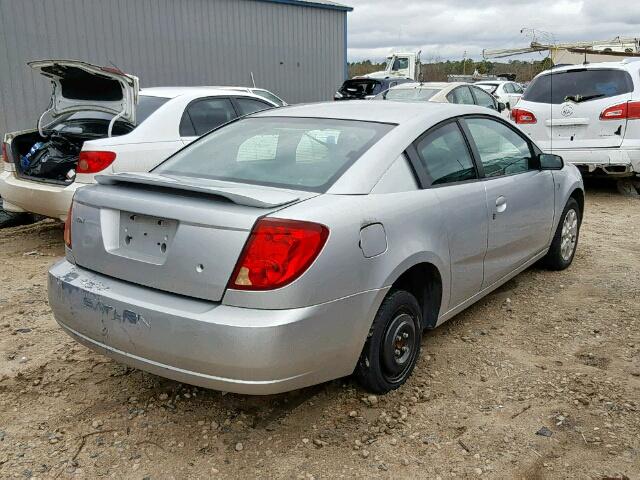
xmin=28 ymin=59 xmax=139 ymax=124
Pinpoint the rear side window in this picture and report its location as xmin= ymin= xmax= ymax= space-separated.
xmin=448 ymin=86 xmax=475 ymax=105
xmin=415 ymin=122 xmax=477 ymax=185
xmin=235 ymin=97 xmax=273 ymax=116
xmin=180 ymin=98 xmax=236 ymax=136
xmin=465 ymin=118 xmax=533 ymax=177
xmin=523 ymin=69 xmax=634 ymax=104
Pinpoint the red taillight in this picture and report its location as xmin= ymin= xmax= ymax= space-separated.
xmin=63 ymin=202 xmax=73 ymax=248
xmin=1 ymin=141 xmax=9 ymax=163
xmin=511 ymin=108 xmax=537 ymax=124
xmin=77 ymin=151 xmax=116 ymax=174
xmin=229 ymin=218 xmax=329 ymax=291
xmin=600 ymin=101 xmax=640 ymax=120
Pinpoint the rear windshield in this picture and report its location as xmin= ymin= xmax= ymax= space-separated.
xmin=376 ymin=87 xmax=441 ymax=101
xmin=155 ymin=117 xmax=394 ymax=192
xmin=523 ymin=69 xmax=634 ymax=104
xmin=339 ymin=80 xmax=382 ymax=97
xmin=53 ymin=95 xmax=169 ymax=128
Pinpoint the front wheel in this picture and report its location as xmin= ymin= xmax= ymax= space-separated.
xmin=354 ymin=290 xmax=422 ymax=394
xmin=542 ymin=197 xmax=581 ymax=270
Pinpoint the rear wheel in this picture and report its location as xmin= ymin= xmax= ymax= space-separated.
xmin=542 ymin=197 xmax=581 ymax=270
xmin=354 ymin=290 xmax=422 ymax=394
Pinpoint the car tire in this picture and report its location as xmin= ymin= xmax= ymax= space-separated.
xmin=354 ymin=290 xmax=422 ymax=394
xmin=542 ymin=197 xmax=581 ymax=270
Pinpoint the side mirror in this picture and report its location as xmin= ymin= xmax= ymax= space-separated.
xmin=539 ymin=153 xmax=564 ymax=170
xmin=497 ymin=102 xmax=507 ymax=113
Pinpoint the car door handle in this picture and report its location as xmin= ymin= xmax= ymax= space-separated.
xmin=494 ymin=196 xmax=507 ymax=216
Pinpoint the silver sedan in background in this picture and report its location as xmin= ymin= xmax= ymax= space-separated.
xmin=48 ymin=101 xmax=584 ymax=395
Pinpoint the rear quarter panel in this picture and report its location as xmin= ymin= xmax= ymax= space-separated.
xmin=222 ymin=191 xmax=451 ymax=312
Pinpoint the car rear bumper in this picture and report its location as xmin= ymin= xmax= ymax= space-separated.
xmin=0 ymin=171 xmax=79 ymax=220
xmin=48 ymin=260 xmax=386 ymax=395
xmin=541 ymin=147 xmax=640 ymax=176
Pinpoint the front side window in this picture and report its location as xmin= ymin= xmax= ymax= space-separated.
xmin=464 ymin=118 xmax=533 ymax=177
xmin=503 ymin=83 xmax=516 ymax=94
xmin=392 ymin=57 xmax=409 ymax=71
xmin=471 ymin=87 xmax=497 ymax=109
xmin=523 ymin=69 xmax=634 ymax=104
xmin=415 ymin=122 xmax=477 ymax=185
xmin=235 ymin=97 xmax=273 ymax=116
xmin=251 ymin=89 xmax=284 ymax=106
xmin=180 ymin=98 xmax=236 ymax=136
xmin=157 ymin=117 xmax=393 ymax=192
xmin=447 ymin=86 xmax=475 ymax=105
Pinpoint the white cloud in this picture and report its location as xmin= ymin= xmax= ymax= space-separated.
xmin=345 ymin=0 xmax=640 ymax=61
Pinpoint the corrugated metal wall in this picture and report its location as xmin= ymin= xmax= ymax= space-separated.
xmin=0 ymin=0 xmax=347 ymax=134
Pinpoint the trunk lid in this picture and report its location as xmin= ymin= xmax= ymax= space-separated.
xmin=522 ymin=95 xmax=631 ymax=151
xmin=69 ymin=173 xmax=316 ymax=302
xmin=29 ymin=59 xmax=139 ymax=125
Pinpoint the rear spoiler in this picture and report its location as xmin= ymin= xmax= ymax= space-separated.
xmin=95 ymin=173 xmax=305 ymax=209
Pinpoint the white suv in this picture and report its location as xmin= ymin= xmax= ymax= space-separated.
xmin=512 ymin=59 xmax=640 ymax=193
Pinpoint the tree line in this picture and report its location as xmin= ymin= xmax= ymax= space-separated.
xmin=348 ymin=58 xmax=554 ymax=82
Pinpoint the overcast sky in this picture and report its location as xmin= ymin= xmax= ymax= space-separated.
xmin=345 ymin=0 xmax=640 ymax=62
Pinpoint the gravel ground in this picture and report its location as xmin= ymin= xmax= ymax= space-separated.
xmin=0 ymin=181 xmax=638 ymax=479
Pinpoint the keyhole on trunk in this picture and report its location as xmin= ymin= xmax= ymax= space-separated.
xmin=160 ymin=243 xmax=167 ymax=253
xmin=125 ymin=235 xmax=132 ymax=245
xmin=196 ymin=264 xmax=204 ymax=273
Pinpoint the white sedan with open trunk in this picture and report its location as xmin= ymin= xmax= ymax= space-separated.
xmin=0 ymin=60 xmax=278 ymax=222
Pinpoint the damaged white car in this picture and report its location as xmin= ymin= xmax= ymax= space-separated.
xmin=0 ymin=60 xmax=279 ymax=221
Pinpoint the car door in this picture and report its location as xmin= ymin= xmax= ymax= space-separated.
xmin=179 ymin=97 xmax=237 ymax=145
xmin=447 ymin=86 xmax=475 ymax=105
xmin=411 ymin=120 xmax=488 ymax=309
xmin=460 ymin=116 xmax=555 ymax=287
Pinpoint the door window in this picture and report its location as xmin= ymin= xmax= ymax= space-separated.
xmin=235 ymin=97 xmax=273 ymax=116
xmin=465 ymin=118 xmax=533 ymax=177
xmin=447 ymin=86 xmax=475 ymax=105
xmin=503 ymin=83 xmax=516 ymax=94
xmin=180 ymin=98 xmax=236 ymax=136
xmin=471 ymin=87 xmax=497 ymax=109
xmin=415 ymin=122 xmax=477 ymax=185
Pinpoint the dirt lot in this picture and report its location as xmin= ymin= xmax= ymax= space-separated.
xmin=0 ymin=181 xmax=638 ymax=480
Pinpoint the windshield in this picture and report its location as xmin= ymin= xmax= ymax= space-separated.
xmin=376 ymin=87 xmax=441 ymax=101
xmin=339 ymin=80 xmax=382 ymax=98
xmin=155 ymin=117 xmax=394 ymax=192
xmin=52 ymin=95 xmax=169 ymax=129
xmin=523 ymin=69 xmax=633 ymax=104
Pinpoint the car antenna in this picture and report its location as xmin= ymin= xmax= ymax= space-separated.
xmin=250 ymin=72 xmax=256 ymax=88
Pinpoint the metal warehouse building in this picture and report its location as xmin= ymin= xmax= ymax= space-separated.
xmin=0 ymin=0 xmax=352 ymax=134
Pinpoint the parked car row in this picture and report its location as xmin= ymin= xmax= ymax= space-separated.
xmin=1 ymin=60 xmax=283 ymax=221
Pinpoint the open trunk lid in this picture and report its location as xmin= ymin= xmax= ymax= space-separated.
xmin=70 ymin=173 xmax=317 ymax=302
xmin=29 ymin=59 xmax=139 ymax=125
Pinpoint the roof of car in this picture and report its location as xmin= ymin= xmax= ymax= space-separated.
xmin=538 ymin=59 xmax=640 ymax=77
xmin=255 ymin=99 xmax=487 ymax=124
xmin=139 ymin=86 xmax=257 ymax=98
xmin=392 ymin=82 xmax=467 ymax=90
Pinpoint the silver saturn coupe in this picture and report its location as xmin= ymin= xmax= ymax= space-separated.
xmin=48 ymin=101 xmax=584 ymax=395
